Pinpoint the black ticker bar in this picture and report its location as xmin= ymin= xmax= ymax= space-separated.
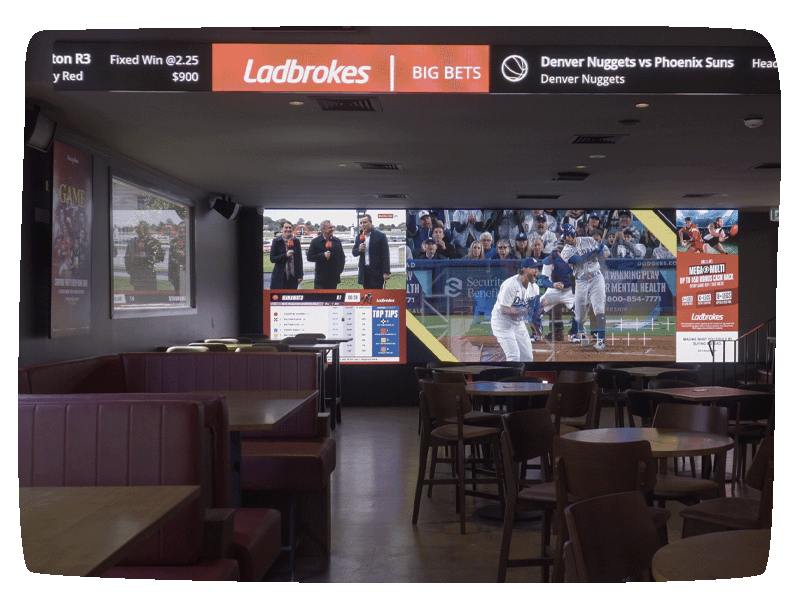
xmin=52 ymin=42 xmax=212 ymax=91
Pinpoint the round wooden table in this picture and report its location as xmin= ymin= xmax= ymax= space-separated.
xmin=559 ymin=427 xmax=733 ymax=458
xmin=651 ymin=529 xmax=770 ymax=581
xmin=466 ymin=381 xmax=553 ymax=412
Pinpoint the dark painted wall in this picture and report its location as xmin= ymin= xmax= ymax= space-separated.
xmin=19 ymin=136 xmax=240 ymax=366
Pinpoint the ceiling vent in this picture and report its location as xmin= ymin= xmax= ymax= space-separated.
xmin=679 ymin=193 xmax=721 ymax=199
xmin=373 ymin=193 xmax=409 ymax=199
xmin=315 ymin=97 xmax=382 ymax=112
xmin=568 ymin=134 xmax=628 ymax=144
xmin=553 ymin=172 xmax=589 ymax=182
xmin=357 ymin=162 xmax=403 ymax=171
xmin=516 ymin=194 xmax=562 ymax=200
xmin=751 ymin=162 xmax=780 ymax=170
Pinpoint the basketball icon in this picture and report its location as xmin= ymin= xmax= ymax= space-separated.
xmin=501 ymin=55 xmax=529 ymax=82
xmin=729 ymin=224 xmax=738 ymax=236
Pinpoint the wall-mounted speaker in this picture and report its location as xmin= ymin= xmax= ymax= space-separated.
xmin=25 ymin=104 xmax=57 ymax=152
xmin=210 ymin=195 xmax=241 ymax=220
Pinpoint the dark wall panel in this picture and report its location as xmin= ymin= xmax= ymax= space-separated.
xmin=19 ymin=139 xmax=240 ymax=366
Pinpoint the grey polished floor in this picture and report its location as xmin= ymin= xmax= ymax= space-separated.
xmin=264 ymin=405 xmax=754 ymax=583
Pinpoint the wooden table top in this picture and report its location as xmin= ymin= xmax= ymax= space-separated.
xmin=651 ymin=529 xmax=771 ymax=581
xmin=560 ymin=427 xmax=733 ymax=457
xmin=648 ymin=385 xmax=772 ymax=402
xmin=20 ymin=485 xmax=200 ymax=577
xmin=196 ymin=389 xmax=318 ymax=431
xmin=465 ymin=381 xmax=553 ymax=396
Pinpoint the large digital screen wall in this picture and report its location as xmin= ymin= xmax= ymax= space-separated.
xmin=262 ymin=207 xmax=741 ymax=364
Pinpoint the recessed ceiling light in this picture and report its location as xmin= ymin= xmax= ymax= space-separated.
xmin=336 ymin=163 xmax=348 ymax=168
xmin=575 ymin=165 xmax=587 ymax=169
xmin=635 ymin=103 xmax=649 ymax=108
xmin=589 ymin=155 xmax=606 ymax=159
xmin=289 ymin=100 xmax=304 ymax=106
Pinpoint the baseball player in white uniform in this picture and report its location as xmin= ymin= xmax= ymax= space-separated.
xmin=490 ymin=257 xmax=543 ymax=362
xmin=558 ymin=223 xmax=608 ymax=352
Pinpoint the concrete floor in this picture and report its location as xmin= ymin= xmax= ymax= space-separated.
xmin=264 ymin=404 xmax=760 ymax=583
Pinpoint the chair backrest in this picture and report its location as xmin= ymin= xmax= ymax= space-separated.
xmin=167 ymin=345 xmax=208 ymax=353
xmin=431 ymin=370 xmax=467 ymax=384
xmin=647 ymin=378 xmax=698 ymax=389
xmin=427 ymin=361 xmax=470 ymax=369
xmin=252 ymin=342 xmax=290 ymax=352
xmin=652 ymin=403 xmax=728 ymax=436
xmin=714 ymin=394 xmax=774 ymax=424
xmin=658 ymin=370 xmax=699 ymax=383
xmin=414 ymin=366 xmax=434 ymax=386
xmin=663 ymin=363 xmax=701 ymax=382
xmin=745 ymin=437 xmax=775 ymax=529
xmin=564 ymin=491 xmax=663 ymax=582
xmin=625 ymin=389 xmax=676 ymax=426
xmin=296 ymin=333 xmax=325 ymax=341
xmin=190 ymin=342 xmax=229 ymax=352
xmin=419 ymin=380 xmax=472 ymax=428
xmin=594 ymin=367 xmax=633 ymax=391
xmin=475 ymin=366 xmax=522 ymax=382
xmin=501 ymin=408 xmax=557 ymax=482
xmin=553 ymin=437 xmax=657 ymax=499
xmin=745 ymin=436 xmax=774 ymax=491
xmin=557 ymin=370 xmax=595 ymax=383
xmin=546 ymin=378 xmax=596 ymax=431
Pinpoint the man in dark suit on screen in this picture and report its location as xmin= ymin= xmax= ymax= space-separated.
xmin=352 ymin=214 xmax=391 ymax=289
xmin=307 ymin=219 xmax=346 ymax=289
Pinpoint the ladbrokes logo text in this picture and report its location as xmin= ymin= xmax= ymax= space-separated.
xmin=244 ymin=59 xmax=371 ymax=84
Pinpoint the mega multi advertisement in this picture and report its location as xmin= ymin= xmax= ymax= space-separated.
xmin=675 ymin=210 xmax=740 ymax=362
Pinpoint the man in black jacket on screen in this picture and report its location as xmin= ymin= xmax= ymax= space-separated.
xmin=352 ymin=214 xmax=391 ymax=289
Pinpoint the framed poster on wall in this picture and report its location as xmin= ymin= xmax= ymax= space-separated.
xmin=110 ymin=174 xmax=194 ymax=317
xmin=51 ymin=141 xmax=92 ymax=337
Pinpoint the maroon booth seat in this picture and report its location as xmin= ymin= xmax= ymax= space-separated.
xmin=18 ymin=397 xmax=239 ymax=580
xmin=19 ymin=392 xmax=283 ymax=582
xmin=241 ymin=436 xmax=336 ymax=576
xmin=18 ymin=351 xmax=334 ymax=576
xmin=19 ymin=352 xmax=320 ymax=439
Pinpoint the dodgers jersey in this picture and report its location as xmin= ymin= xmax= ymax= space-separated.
xmin=491 ymin=274 xmax=539 ymax=324
xmin=560 ymin=237 xmax=603 ymax=278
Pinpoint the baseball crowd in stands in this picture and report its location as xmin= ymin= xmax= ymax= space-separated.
xmin=406 ymin=209 xmax=675 ymax=261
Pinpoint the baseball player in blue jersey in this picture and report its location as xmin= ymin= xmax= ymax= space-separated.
xmin=558 ymin=224 xmax=608 ymax=352
xmin=490 ymin=257 xmax=543 ymax=362
xmin=538 ymin=248 xmax=579 ymax=342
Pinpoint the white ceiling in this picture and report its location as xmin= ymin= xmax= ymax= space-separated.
xmin=25 ymin=27 xmax=780 ymax=212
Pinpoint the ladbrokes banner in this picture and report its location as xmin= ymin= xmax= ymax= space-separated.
xmin=212 ymin=44 xmax=490 ymax=93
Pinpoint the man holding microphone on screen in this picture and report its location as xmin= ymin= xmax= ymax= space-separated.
xmin=353 ymin=214 xmax=391 ymax=289
xmin=307 ymin=219 xmax=346 ymax=289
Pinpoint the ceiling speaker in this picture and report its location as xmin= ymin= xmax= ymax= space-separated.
xmin=210 ymin=196 xmax=240 ymax=220
xmin=25 ymin=105 xmax=57 ymax=152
